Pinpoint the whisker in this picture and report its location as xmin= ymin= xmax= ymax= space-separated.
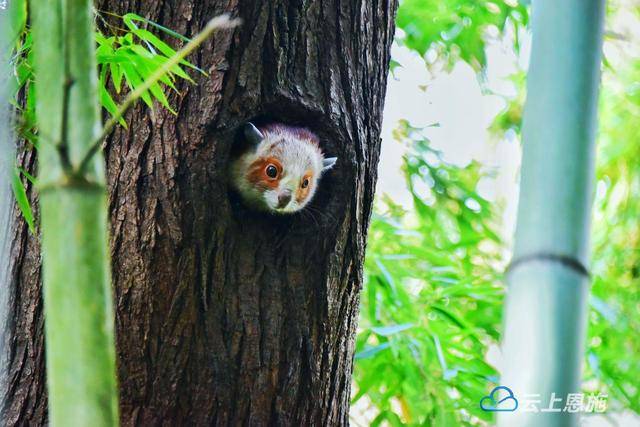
xmin=305 ymin=205 xmax=337 ymax=225
xmin=299 ymin=209 xmax=321 ymax=231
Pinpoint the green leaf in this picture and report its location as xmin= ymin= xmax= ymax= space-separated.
xmin=122 ymin=12 xmax=205 ymax=74
xmin=99 ymin=82 xmax=127 ymax=128
xmin=17 ymin=167 xmax=36 ymax=184
xmin=0 ymin=0 xmax=27 ymax=47
xmin=371 ymin=323 xmax=413 ymax=336
xmin=121 ymin=62 xmax=153 ymax=108
xmin=355 ymin=343 xmax=391 ymax=360
xmin=389 ymin=58 xmax=402 ymax=78
xmin=123 ymin=13 xmax=191 ymax=42
xmin=109 ymin=63 xmax=123 ymax=93
xmin=148 ymin=82 xmax=175 ymax=113
xmin=11 ymin=167 xmax=35 ymax=233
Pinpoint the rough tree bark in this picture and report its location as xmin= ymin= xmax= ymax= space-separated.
xmin=3 ymin=0 xmax=397 ymax=425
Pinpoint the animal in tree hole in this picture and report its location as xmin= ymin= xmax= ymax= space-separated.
xmin=230 ymin=122 xmax=337 ymax=213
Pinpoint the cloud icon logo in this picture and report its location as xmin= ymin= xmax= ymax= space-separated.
xmin=480 ymin=386 xmax=518 ymax=412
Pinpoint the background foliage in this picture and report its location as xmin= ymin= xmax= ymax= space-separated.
xmin=354 ymin=123 xmax=504 ymax=426
xmin=587 ymin=53 xmax=640 ymax=414
xmin=396 ymin=0 xmax=527 ymax=70
xmin=353 ymin=0 xmax=640 ymax=425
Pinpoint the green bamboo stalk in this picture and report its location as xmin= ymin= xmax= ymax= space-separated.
xmin=30 ymin=2 xmax=237 ymax=422
xmin=497 ymin=1 xmax=605 ymax=426
xmin=32 ymin=0 xmax=118 ymax=425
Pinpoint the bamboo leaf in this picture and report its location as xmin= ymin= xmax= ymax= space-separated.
xmin=148 ymin=82 xmax=175 ymax=113
xmin=1 ymin=0 xmax=27 ymax=46
xmin=17 ymin=167 xmax=36 ymax=184
xmin=99 ymin=65 xmax=127 ymax=127
xmin=121 ymin=62 xmax=153 ymax=108
xmin=371 ymin=323 xmax=413 ymax=336
xmin=11 ymin=167 xmax=34 ymax=233
xmin=123 ymin=13 xmax=191 ymax=42
xmin=110 ymin=63 xmax=123 ymax=93
xmin=100 ymin=84 xmax=127 ymax=128
xmin=122 ymin=13 xmax=206 ymax=73
xmin=355 ymin=343 xmax=391 ymax=360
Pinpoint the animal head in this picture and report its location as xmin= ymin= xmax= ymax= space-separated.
xmin=230 ymin=122 xmax=337 ymax=214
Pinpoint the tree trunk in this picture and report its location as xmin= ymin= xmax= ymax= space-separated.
xmin=3 ymin=0 xmax=397 ymax=425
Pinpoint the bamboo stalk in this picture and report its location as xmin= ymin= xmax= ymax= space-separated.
xmin=32 ymin=0 xmax=118 ymax=424
xmin=497 ymin=1 xmax=605 ymax=426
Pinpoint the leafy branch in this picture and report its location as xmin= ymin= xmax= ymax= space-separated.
xmin=78 ymin=14 xmax=240 ymax=175
xmin=7 ymin=10 xmax=239 ymax=231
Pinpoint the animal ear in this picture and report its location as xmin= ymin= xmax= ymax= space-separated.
xmin=322 ymin=157 xmax=337 ymax=171
xmin=244 ymin=122 xmax=264 ymax=145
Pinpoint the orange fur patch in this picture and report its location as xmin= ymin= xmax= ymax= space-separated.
xmin=296 ymin=171 xmax=313 ymax=203
xmin=247 ymin=157 xmax=283 ymax=190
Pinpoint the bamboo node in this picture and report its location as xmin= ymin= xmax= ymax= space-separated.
xmin=506 ymin=253 xmax=590 ymax=278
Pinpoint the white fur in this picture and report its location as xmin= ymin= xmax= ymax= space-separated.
xmin=230 ymin=125 xmax=335 ymax=213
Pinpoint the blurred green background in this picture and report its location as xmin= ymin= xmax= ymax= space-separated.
xmin=351 ymin=0 xmax=640 ymax=425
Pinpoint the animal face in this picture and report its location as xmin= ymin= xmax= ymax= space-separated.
xmin=230 ymin=123 xmax=337 ymax=214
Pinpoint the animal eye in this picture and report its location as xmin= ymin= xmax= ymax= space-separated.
xmin=301 ymin=178 xmax=309 ymax=189
xmin=265 ymin=164 xmax=278 ymax=178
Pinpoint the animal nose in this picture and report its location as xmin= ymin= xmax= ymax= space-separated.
xmin=277 ymin=191 xmax=292 ymax=208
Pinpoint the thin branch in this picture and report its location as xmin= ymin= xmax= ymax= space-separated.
xmin=77 ymin=14 xmax=241 ymax=175
xmin=95 ymin=10 xmax=129 ymax=35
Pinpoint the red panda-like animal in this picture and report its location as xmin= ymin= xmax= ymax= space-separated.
xmin=229 ymin=122 xmax=337 ymax=213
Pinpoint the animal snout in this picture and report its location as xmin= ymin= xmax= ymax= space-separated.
xmin=277 ymin=191 xmax=292 ymax=208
